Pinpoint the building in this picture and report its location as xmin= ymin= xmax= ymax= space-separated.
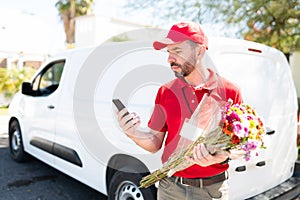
xmin=290 ymin=52 xmax=300 ymax=102
xmin=0 ymin=10 xmax=54 ymax=70
xmin=75 ymin=14 xmax=165 ymax=48
xmin=0 ymin=50 xmax=46 ymax=70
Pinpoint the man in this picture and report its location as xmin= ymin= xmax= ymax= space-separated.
xmin=117 ymin=22 xmax=243 ymax=200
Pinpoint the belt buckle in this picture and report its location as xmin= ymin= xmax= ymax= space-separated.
xmin=179 ymin=177 xmax=191 ymax=187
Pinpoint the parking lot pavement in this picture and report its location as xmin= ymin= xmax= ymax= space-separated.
xmin=0 ymin=116 xmax=107 ymax=200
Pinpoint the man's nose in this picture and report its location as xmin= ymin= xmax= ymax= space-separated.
xmin=168 ymin=54 xmax=176 ymax=64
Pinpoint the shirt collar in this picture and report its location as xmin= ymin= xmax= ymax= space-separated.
xmin=176 ymin=68 xmax=218 ymax=90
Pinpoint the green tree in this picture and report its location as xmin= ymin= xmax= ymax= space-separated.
xmin=55 ymin=0 xmax=95 ymax=48
xmin=126 ymin=0 xmax=300 ymax=53
xmin=125 ymin=0 xmax=207 ymax=25
xmin=0 ymin=67 xmax=36 ymax=99
xmin=206 ymin=0 xmax=300 ymax=54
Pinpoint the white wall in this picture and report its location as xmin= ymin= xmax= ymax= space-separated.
xmin=290 ymin=51 xmax=300 ymax=98
xmin=75 ymin=15 xmax=161 ymax=48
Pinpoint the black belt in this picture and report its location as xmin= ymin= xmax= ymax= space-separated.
xmin=172 ymin=172 xmax=227 ymax=187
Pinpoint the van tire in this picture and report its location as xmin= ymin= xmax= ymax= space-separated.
xmin=9 ymin=120 xmax=29 ymax=162
xmin=108 ymin=170 xmax=157 ymax=200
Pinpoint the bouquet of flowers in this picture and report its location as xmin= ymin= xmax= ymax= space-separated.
xmin=139 ymin=94 xmax=266 ymax=188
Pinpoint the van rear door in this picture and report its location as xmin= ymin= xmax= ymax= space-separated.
xmin=207 ymin=37 xmax=298 ymax=199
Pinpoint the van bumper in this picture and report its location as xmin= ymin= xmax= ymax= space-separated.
xmin=247 ymin=161 xmax=300 ymax=200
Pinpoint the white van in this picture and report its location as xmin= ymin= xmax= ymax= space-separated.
xmin=8 ymin=37 xmax=299 ymax=200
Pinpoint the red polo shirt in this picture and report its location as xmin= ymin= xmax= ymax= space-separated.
xmin=148 ymin=69 xmax=243 ymax=178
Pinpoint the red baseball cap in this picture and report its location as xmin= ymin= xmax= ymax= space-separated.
xmin=153 ymin=22 xmax=208 ymax=50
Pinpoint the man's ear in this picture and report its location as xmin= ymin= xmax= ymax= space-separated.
xmin=197 ymin=45 xmax=205 ymax=56
xmin=200 ymin=45 xmax=206 ymax=55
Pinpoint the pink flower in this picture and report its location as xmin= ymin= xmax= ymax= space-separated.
xmin=220 ymin=99 xmax=266 ymax=161
xmin=233 ymin=122 xmax=244 ymax=138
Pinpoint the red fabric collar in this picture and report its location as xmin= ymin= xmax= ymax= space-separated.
xmin=175 ymin=68 xmax=218 ymax=90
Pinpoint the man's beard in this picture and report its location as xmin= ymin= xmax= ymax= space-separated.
xmin=170 ymin=55 xmax=197 ymax=78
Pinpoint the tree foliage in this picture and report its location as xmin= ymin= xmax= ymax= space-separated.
xmin=126 ymin=0 xmax=300 ymax=53
xmin=206 ymin=0 xmax=300 ymax=53
xmin=125 ymin=0 xmax=208 ymax=25
xmin=0 ymin=67 xmax=36 ymax=99
xmin=55 ymin=0 xmax=94 ymax=47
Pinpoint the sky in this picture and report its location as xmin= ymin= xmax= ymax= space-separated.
xmin=0 ymin=0 xmax=65 ymax=54
xmin=0 ymin=0 xmax=234 ymax=55
xmin=0 ymin=0 xmax=127 ymax=55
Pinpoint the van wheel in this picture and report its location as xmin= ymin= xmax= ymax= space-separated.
xmin=9 ymin=120 xmax=29 ymax=162
xmin=108 ymin=170 xmax=157 ymax=200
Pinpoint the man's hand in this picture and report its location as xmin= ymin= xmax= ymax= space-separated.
xmin=229 ymin=149 xmax=246 ymax=160
xmin=115 ymin=108 xmax=165 ymax=153
xmin=185 ymin=144 xmax=230 ymax=167
xmin=117 ymin=108 xmax=141 ymax=137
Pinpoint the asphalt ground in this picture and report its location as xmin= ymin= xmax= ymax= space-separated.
xmin=0 ymin=116 xmax=107 ymax=200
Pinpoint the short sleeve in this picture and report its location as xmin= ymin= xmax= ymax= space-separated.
xmin=148 ymin=87 xmax=168 ymax=132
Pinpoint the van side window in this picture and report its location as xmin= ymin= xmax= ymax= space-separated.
xmin=32 ymin=60 xmax=65 ymax=96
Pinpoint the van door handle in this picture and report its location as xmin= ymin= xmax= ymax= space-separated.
xmin=235 ymin=166 xmax=246 ymax=172
xmin=47 ymin=105 xmax=55 ymax=109
xmin=256 ymin=161 xmax=266 ymax=167
xmin=266 ymin=127 xmax=275 ymax=135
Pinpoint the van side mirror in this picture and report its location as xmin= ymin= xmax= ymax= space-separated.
xmin=21 ymin=82 xmax=34 ymax=96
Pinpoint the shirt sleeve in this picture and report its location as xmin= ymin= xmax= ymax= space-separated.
xmin=234 ymin=87 xmax=243 ymax=104
xmin=219 ymin=76 xmax=244 ymax=104
xmin=148 ymin=87 xmax=168 ymax=133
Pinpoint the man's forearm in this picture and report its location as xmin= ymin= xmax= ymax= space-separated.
xmin=126 ymin=129 xmax=165 ymax=153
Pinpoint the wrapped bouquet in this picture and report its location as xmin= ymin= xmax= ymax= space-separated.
xmin=140 ymin=94 xmax=266 ymax=188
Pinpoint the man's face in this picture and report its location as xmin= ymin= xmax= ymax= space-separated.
xmin=166 ymin=41 xmax=197 ymax=78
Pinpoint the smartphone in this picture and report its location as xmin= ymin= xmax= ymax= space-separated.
xmin=112 ymin=99 xmax=126 ymax=111
xmin=112 ymin=99 xmax=135 ymax=125
xmin=112 ymin=99 xmax=130 ymax=117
